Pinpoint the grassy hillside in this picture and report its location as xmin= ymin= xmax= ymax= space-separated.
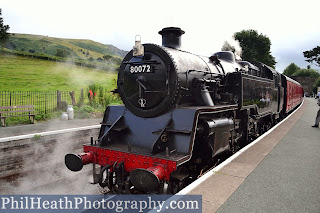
xmin=0 ymin=53 xmax=118 ymax=92
xmin=7 ymin=33 xmax=128 ymax=60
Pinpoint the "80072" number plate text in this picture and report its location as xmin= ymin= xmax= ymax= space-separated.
xmin=129 ymin=65 xmax=154 ymax=74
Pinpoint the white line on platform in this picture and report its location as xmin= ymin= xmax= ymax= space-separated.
xmin=0 ymin=125 xmax=100 ymax=143
xmin=177 ymin=100 xmax=304 ymax=195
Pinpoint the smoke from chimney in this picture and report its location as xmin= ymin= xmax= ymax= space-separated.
xmin=221 ymin=37 xmax=242 ymax=60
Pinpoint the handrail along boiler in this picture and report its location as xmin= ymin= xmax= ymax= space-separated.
xmin=65 ymin=27 xmax=303 ymax=194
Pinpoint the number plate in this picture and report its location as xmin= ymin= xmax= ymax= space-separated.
xmin=129 ymin=65 xmax=154 ymax=74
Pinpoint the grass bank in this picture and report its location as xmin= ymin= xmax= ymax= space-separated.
xmin=0 ymin=53 xmax=118 ymax=93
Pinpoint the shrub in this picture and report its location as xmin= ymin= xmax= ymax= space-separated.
xmin=313 ymin=76 xmax=320 ymax=93
xmin=104 ymin=93 xmax=121 ymax=106
xmin=5 ymin=117 xmax=32 ymax=126
xmin=35 ymin=113 xmax=50 ymax=121
xmin=74 ymin=105 xmax=95 ymax=119
xmin=34 ymin=134 xmax=41 ymax=139
xmin=87 ymin=82 xmax=102 ymax=107
xmin=84 ymin=82 xmax=122 ymax=109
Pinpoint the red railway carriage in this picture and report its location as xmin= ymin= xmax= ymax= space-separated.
xmin=282 ymin=76 xmax=304 ymax=113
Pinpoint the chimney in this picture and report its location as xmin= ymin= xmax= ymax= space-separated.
xmin=158 ymin=27 xmax=185 ymax=49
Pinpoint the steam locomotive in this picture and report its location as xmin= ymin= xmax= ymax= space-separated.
xmin=65 ymin=27 xmax=303 ymax=194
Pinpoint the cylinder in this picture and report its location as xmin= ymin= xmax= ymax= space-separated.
xmin=67 ymin=105 xmax=74 ymax=120
xmin=198 ymin=118 xmax=234 ymax=137
xmin=61 ymin=112 xmax=68 ymax=121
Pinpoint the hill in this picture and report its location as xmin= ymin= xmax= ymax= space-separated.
xmin=6 ymin=33 xmax=128 ymax=60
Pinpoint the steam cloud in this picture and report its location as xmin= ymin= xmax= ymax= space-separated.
xmin=0 ymin=129 xmax=101 ymax=195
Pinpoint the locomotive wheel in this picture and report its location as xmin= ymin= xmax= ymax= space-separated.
xmin=168 ymin=179 xmax=183 ymax=194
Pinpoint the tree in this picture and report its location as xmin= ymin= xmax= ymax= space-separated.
xmin=103 ymin=54 xmax=113 ymax=61
xmin=283 ymin=63 xmax=300 ymax=76
xmin=234 ymin=29 xmax=276 ymax=68
xmin=292 ymin=68 xmax=320 ymax=78
xmin=0 ymin=8 xmax=10 ymax=47
xmin=55 ymin=49 xmax=71 ymax=58
xmin=303 ymin=46 xmax=320 ymax=67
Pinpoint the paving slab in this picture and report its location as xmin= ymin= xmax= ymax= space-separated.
xmin=189 ymin=172 xmax=245 ymax=207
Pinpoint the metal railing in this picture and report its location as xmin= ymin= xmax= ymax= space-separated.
xmin=0 ymin=90 xmax=72 ymax=115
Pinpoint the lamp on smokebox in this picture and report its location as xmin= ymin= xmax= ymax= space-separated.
xmin=133 ymin=35 xmax=144 ymax=56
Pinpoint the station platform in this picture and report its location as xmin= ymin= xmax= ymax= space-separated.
xmin=185 ymin=97 xmax=320 ymax=212
xmin=0 ymin=117 xmax=102 ymax=139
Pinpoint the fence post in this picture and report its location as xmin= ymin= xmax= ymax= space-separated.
xmin=45 ymin=92 xmax=47 ymax=114
xmin=81 ymin=88 xmax=84 ymax=105
xmin=57 ymin=90 xmax=61 ymax=110
xmin=69 ymin=91 xmax=76 ymax=106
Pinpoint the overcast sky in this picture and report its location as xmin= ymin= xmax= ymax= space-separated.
xmin=1 ymin=0 xmax=320 ymax=72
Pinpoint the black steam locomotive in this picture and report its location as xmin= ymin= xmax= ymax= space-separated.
xmin=65 ymin=27 xmax=303 ymax=194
